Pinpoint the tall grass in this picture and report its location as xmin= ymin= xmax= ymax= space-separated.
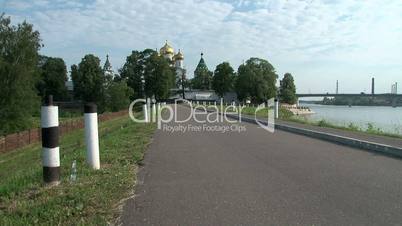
xmin=0 ymin=115 xmax=156 ymax=225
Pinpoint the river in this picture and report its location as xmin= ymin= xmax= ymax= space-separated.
xmin=298 ymin=103 xmax=402 ymax=135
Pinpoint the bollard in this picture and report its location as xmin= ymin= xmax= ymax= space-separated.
xmin=274 ymin=99 xmax=279 ymax=119
xmin=157 ymin=103 xmax=161 ymax=119
xmin=152 ymin=103 xmax=156 ymax=122
xmin=41 ymin=95 xmax=60 ymax=185
xmin=147 ymin=98 xmax=151 ymax=121
xmin=237 ymin=103 xmax=241 ymax=121
xmin=143 ymin=104 xmax=149 ymax=122
xmin=84 ymin=103 xmax=100 ymax=169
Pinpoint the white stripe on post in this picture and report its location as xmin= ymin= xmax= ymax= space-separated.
xmin=143 ymin=104 xmax=149 ymax=122
xmin=41 ymin=107 xmax=59 ymax=128
xmin=157 ymin=103 xmax=161 ymax=122
xmin=41 ymin=95 xmax=60 ymax=185
xmin=84 ymin=103 xmax=100 ymax=169
xmin=42 ymin=147 xmax=60 ymax=167
xmin=146 ymin=98 xmax=151 ymax=121
xmin=152 ymin=103 xmax=156 ymax=122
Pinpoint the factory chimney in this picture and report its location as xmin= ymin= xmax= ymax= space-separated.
xmin=371 ymin=77 xmax=375 ymax=95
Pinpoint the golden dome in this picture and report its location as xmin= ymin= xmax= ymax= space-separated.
xmin=174 ymin=49 xmax=184 ymax=60
xmin=160 ymin=40 xmax=174 ymax=55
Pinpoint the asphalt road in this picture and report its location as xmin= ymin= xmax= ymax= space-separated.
xmin=122 ymin=105 xmax=402 ymax=225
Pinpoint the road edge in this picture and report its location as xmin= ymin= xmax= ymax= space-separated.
xmin=231 ymin=113 xmax=402 ymax=158
xmin=186 ymin=104 xmax=402 ymax=158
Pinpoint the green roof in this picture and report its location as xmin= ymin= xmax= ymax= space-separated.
xmin=194 ymin=53 xmax=208 ymax=73
xmin=103 ymin=54 xmax=112 ymax=71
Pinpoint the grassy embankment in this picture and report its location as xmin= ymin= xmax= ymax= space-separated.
xmin=1 ymin=110 xmax=83 ymax=137
xmin=197 ymin=104 xmax=402 ymax=139
xmin=284 ymin=115 xmax=402 ymax=139
xmin=0 ymin=114 xmax=156 ymax=225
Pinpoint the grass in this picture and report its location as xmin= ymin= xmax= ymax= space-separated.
xmin=286 ymin=117 xmax=402 ymax=139
xmin=0 ymin=114 xmax=156 ymax=225
xmin=274 ymin=108 xmax=402 ymax=139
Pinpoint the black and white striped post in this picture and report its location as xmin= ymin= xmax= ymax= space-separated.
xmin=41 ymin=95 xmax=60 ymax=185
xmin=84 ymin=103 xmax=100 ymax=169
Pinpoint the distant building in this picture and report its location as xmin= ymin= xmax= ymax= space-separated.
xmin=193 ymin=52 xmax=212 ymax=90
xmin=170 ymin=90 xmax=238 ymax=103
xmin=159 ymin=41 xmax=186 ymax=90
xmin=64 ymin=54 xmax=114 ymax=96
xmin=64 ymin=80 xmax=74 ymax=99
xmin=194 ymin=53 xmax=209 ymax=74
xmin=160 ymin=41 xmax=238 ymax=102
xmin=65 ymin=80 xmax=74 ymax=91
xmin=103 ymin=54 xmax=114 ymax=79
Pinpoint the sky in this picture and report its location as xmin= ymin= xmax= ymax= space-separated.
xmin=1 ymin=0 xmax=402 ymax=94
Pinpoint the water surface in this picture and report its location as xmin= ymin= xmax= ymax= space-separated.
xmin=298 ymin=104 xmax=402 ymax=134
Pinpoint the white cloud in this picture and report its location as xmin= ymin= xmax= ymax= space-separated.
xmin=3 ymin=0 xmax=402 ymax=93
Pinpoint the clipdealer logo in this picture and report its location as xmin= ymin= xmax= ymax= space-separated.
xmin=128 ymin=98 xmax=275 ymax=133
xmin=161 ymin=124 xmax=247 ymax=134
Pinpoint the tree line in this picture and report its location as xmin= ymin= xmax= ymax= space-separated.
xmin=191 ymin=58 xmax=297 ymax=104
xmin=0 ymin=14 xmax=179 ymax=135
xmin=0 ymin=14 xmax=297 ymax=135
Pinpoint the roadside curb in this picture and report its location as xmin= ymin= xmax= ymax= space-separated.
xmin=274 ymin=122 xmax=402 ymax=158
xmin=225 ymin=111 xmax=402 ymax=158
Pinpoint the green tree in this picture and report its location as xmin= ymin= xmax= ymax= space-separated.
xmin=105 ymin=80 xmax=133 ymax=112
xmin=144 ymin=53 xmax=175 ymax=100
xmin=36 ymin=56 xmax=68 ymax=101
xmin=235 ymin=58 xmax=278 ymax=103
xmin=71 ymin=54 xmax=105 ymax=110
xmin=192 ymin=54 xmax=212 ymax=90
xmin=192 ymin=70 xmax=212 ymax=90
xmin=0 ymin=14 xmax=41 ymax=135
xmin=120 ymin=49 xmax=155 ymax=99
xmin=212 ymin=62 xmax=235 ymax=97
xmin=279 ymin=73 xmax=297 ymax=104
xmin=120 ymin=49 xmax=174 ymax=100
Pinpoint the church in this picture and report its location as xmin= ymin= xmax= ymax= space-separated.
xmin=92 ymin=41 xmax=236 ymax=102
xmin=159 ymin=40 xmax=186 ymax=89
xmin=158 ymin=40 xmax=237 ymax=102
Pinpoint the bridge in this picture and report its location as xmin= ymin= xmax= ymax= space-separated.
xmin=296 ymin=93 xmax=402 ymax=107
